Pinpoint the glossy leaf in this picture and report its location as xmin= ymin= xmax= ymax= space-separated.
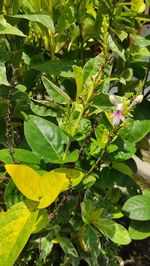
xmin=129 ymin=220 xmax=150 ymax=240
xmin=93 ymin=219 xmax=131 ymax=245
xmin=30 ymin=99 xmax=58 ymax=117
xmin=0 ymin=201 xmax=38 ymax=266
xmin=120 ymin=119 xmax=150 ymax=144
xmin=5 ymin=164 xmax=67 ymax=209
xmin=13 ymin=14 xmax=55 ymax=32
xmin=24 ymin=115 xmax=69 ymax=163
xmin=123 ymin=195 xmax=150 ymax=220
xmin=0 ymin=15 xmax=25 ymax=36
xmin=42 ymin=76 xmax=70 ymax=104
xmin=94 ymin=168 xmax=139 ymax=196
xmin=106 ymin=137 xmax=136 ymax=161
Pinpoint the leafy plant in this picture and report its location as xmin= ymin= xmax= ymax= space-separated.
xmin=0 ymin=0 xmax=150 ymax=265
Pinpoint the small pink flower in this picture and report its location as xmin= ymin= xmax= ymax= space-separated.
xmin=111 ymin=103 xmax=125 ymax=126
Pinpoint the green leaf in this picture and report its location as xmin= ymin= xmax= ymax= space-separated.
xmin=42 ymin=76 xmax=70 ymax=105
xmin=95 ymin=0 xmax=112 ymax=37
xmin=83 ymin=55 xmax=103 ymax=85
xmin=93 ymin=219 xmax=131 ymax=245
xmin=56 ymin=197 xmax=78 ymax=224
xmin=57 ymin=5 xmax=76 ymax=33
xmin=129 ymin=220 xmax=150 ymax=240
xmin=30 ymin=60 xmax=72 ymax=76
xmin=120 ymin=119 xmax=150 ymax=144
xmin=0 ymin=15 xmax=25 ymax=36
xmin=91 ymin=93 xmax=113 ymax=111
xmin=81 ymin=199 xmax=104 ymax=225
xmin=0 ymin=149 xmax=40 ymax=164
xmin=58 ymin=237 xmax=78 ymax=258
xmin=0 ymin=62 xmax=9 ymax=86
xmin=78 ymin=225 xmax=100 ymax=255
xmin=130 ymin=34 xmax=150 ymax=48
xmin=94 ymin=168 xmax=140 ymax=196
xmin=30 ymin=99 xmax=58 ymax=117
xmin=123 ymin=195 xmax=150 ymax=220
xmin=106 ymin=137 xmax=136 ymax=161
xmin=4 ymin=180 xmax=26 ymax=209
xmin=108 ymin=35 xmax=126 ymax=61
xmin=72 ymin=65 xmax=83 ymax=101
xmin=32 ymin=209 xmax=49 ymax=234
xmin=12 ymin=14 xmax=55 ymax=32
xmin=38 ymin=236 xmax=53 ymax=262
xmin=112 ymin=162 xmax=133 ymax=177
xmin=60 ymin=150 xmax=79 ymax=164
xmin=120 ymin=101 xmax=150 ymax=143
xmin=0 ymin=201 xmax=38 ymax=266
xmin=24 ymin=115 xmax=70 ymax=163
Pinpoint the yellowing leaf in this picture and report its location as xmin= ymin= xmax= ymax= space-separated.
xmin=0 ymin=201 xmax=38 ymax=266
xmin=5 ymin=164 xmax=67 ymax=209
xmin=131 ymin=0 xmax=146 ymax=13
xmin=52 ymin=168 xmax=83 ymax=190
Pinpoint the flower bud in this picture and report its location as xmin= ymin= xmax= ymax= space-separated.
xmin=109 ymin=95 xmax=117 ymax=105
xmin=134 ymin=95 xmax=143 ymax=104
xmin=131 ymin=95 xmax=143 ymax=106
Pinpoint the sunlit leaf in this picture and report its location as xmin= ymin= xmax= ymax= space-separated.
xmin=93 ymin=219 xmax=131 ymax=245
xmin=129 ymin=220 xmax=150 ymax=240
xmin=42 ymin=76 xmax=70 ymax=104
xmin=131 ymin=0 xmax=146 ymax=13
xmin=52 ymin=168 xmax=84 ymax=190
xmin=0 ymin=15 xmax=25 ymax=36
xmin=5 ymin=164 xmax=67 ymax=209
xmin=24 ymin=115 xmax=70 ymax=163
xmin=12 ymin=14 xmax=55 ymax=32
xmin=123 ymin=195 xmax=150 ymax=221
xmin=0 ymin=201 xmax=38 ymax=266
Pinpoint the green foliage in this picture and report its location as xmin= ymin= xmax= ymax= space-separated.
xmin=0 ymin=0 xmax=150 ymax=265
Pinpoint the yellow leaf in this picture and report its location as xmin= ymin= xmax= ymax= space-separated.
xmin=131 ymin=0 xmax=146 ymax=13
xmin=5 ymin=164 xmax=67 ymax=209
xmin=52 ymin=168 xmax=84 ymax=190
xmin=0 ymin=201 xmax=38 ymax=266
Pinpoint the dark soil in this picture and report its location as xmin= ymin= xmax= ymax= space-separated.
xmin=120 ymin=238 xmax=150 ymax=266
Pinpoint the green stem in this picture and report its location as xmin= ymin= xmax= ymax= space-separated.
xmin=63 ymin=140 xmax=71 ymax=160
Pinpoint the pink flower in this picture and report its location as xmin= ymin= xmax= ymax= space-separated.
xmin=111 ymin=103 xmax=125 ymax=126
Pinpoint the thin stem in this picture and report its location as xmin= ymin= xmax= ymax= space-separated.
xmin=63 ymin=140 xmax=71 ymax=160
